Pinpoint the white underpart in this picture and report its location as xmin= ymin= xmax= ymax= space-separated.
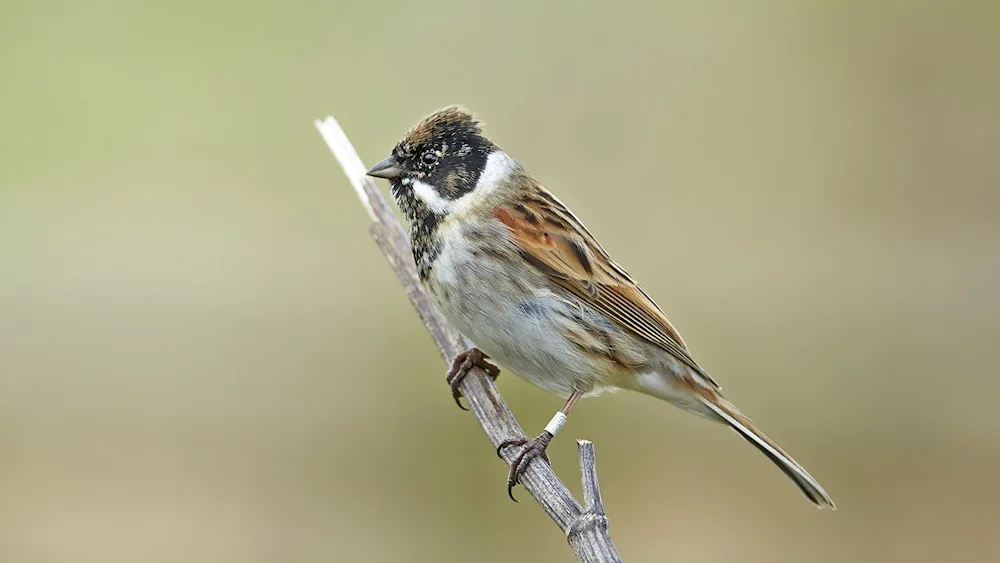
xmin=637 ymin=372 xmax=687 ymax=401
xmin=409 ymin=151 xmax=519 ymax=217
xmin=634 ymin=371 xmax=710 ymax=413
xmin=544 ymin=411 xmax=568 ymax=436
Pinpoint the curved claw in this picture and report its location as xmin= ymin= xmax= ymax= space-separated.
xmin=497 ymin=432 xmax=553 ymax=502
xmin=497 ymin=437 xmax=528 ymax=458
xmin=450 ymin=379 xmax=469 ymax=411
xmin=451 ymin=385 xmax=469 ymax=411
xmin=508 ymin=479 xmax=520 ymax=502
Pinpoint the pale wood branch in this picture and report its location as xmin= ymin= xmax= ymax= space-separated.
xmin=314 ymin=115 xmax=622 ymax=562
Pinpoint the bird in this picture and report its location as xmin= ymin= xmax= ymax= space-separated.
xmin=365 ymin=105 xmax=835 ymax=509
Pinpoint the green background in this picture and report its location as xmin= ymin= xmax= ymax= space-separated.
xmin=2 ymin=1 xmax=999 ymax=561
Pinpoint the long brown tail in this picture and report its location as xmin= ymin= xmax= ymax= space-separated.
xmin=700 ymin=395 xmax=836 ymax=509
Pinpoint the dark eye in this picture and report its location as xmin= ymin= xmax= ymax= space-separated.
xmin=421 ymin=152 xmax=439 ymax=165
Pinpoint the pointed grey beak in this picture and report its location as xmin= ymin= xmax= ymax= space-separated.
xmin=366 ymin=156 xmax=403 ymax=180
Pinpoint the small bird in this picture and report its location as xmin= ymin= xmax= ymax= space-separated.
xmin=366 ymin=106 xmax=835 ymax=509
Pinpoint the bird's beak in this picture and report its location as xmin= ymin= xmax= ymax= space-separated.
xmin=366 ymin=156 xmax=404 ymax=180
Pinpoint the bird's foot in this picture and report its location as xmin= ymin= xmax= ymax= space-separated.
xmin=496 ymin=431 xmax=553 ymax=501
xmin=445 ymin=347 xmax=500 ymax=410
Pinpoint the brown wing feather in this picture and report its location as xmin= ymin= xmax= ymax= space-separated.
xmin=494 ymin=183 xmax=720 ymax=390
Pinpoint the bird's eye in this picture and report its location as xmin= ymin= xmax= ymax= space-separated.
xmin=421 ymin=152 xmax=439 ymax=165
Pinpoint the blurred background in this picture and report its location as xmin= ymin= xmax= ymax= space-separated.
xmin=2 ymin=1 xmax=999 ymax=561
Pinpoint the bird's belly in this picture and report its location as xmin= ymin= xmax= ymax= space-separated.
xmin=425 ymin=242 xmax=618 ymax=397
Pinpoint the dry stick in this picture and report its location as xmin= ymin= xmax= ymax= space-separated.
xmin=315 ymin=116 xmax=623 ymax=563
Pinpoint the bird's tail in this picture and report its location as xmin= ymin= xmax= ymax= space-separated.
xmin=699 ymin=394 xmax=836 ymax=509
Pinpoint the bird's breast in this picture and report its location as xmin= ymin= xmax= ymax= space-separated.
xmin=420 ymin=221 xmax=633 ymax=397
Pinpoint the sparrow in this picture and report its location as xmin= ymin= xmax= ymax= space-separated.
xmin=366 ymin=106 xmax=835 ymax=509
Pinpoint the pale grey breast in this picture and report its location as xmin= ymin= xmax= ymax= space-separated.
xmin=424 ymin=218 xmax=643 ymax=397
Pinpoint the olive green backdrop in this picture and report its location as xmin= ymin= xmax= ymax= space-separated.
xmin=2 ymin=1 xmax=998 ymax=561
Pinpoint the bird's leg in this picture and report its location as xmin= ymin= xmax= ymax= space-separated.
xmin=497 ymin=390 xmax=583 ymax=501
xmin=445 ymin=347 xmax=500 ymax=410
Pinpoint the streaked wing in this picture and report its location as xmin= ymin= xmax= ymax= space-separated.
xmin=493 ymin=181 xmax=719 ymax=389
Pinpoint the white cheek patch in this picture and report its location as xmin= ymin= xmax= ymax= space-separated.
xmin=476 ymin=151 xmax=518 ymax=195
xmin=411 ymin=179 xmax=453 ymax=215
xmin=408 ymin=151 xmax=519 ymax=218
xmin=449 ymin=151 xmax=518 ymax=217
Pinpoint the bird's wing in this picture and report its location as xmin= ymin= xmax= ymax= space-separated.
xmin=493 ymin=183 xmax=719 ymax=390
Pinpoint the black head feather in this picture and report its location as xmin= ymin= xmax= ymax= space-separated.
xmin=374 ymin=106 xmax=502 ymax=280
xmin=389 ymin=105 xmax=497 ymax=203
